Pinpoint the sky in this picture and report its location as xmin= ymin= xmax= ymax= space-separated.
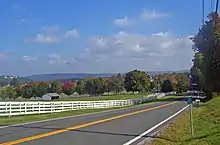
xmin=0 ymin=0 xmax=214 ymax=76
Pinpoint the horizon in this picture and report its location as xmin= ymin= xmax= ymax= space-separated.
xmin=1 ymin=0 xmax=206 ymax=76
xmin=0 ymin=69 xmax=189 ymax=78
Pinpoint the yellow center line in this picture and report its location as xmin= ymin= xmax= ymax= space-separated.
xmin=0 ymin=101 xmax=177 ymax=145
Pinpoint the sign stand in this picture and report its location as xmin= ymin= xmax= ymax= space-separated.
xmin=187 ymin=97 xmax=194 ymax=138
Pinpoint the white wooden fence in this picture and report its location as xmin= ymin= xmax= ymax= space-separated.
xmin=0 ymin=100 xmax=133 ymax=117
xmin=0 ymin=92 xmax=175 ymax=117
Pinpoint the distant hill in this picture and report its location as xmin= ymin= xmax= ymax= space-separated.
xmin=27 ymin=73 xmax=116 ymax=81
xmin=0 ymin=75 xmax=33 ymax=86
xmin=147 ymin=70 xmax=190 ymax=76
xmin=27 ymin=70 xmax=189 ymax=81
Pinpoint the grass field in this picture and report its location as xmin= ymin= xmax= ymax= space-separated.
xmin=151 ymin=96 xmax=220 ymax=145
xmin=0 ymin=107 xmax=124 ymax=126
xmin=59 ymin=93 xmax=150 ymax=101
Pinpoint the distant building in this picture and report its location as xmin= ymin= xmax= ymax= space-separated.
xmin=42 ymin=93 xmax=60 ymax=100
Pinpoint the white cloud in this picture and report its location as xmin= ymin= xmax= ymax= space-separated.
xmin=21 ymin=30 xmax=194 ymax=74
xmin=73 ymin=31 xmax=194 ymax=72
xmin=48 ymin=53 xmax=61 ymax=59
xmin=113 ymin=16 xmax=133 ymax=27
xmin=64 ymin=29 xmax=79 ymax=38
xmin=22 ymin=56 xmax=38 ymax=62
xmin=140 ymin=9 xmax=170 ymax=20
xmin=24 ymin=34 xmax=61 ymax=44
xmin=48 ymin=53 xmax=75 ymax=65
xmin=24 ymin=28 xmax=79 ymax=44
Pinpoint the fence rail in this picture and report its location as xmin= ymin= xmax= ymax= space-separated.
xmin=0 ymin=100 xmax=134 ymax=117
xmin=0 ymin=92 xmax=175 ymax=117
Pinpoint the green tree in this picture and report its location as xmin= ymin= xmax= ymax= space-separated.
xmin=94 ymin=77 xmax=107 ymax=95
xmin=6 ymin=86 xmax=17 ymax=100
xmin=190 ymin=12 xmax=220 ymax=99
xmin=49 ymin=80 xmax=62 ymax=94
xmin=124 ymin=70 xmax=150 ymax=93
xmin=84 ymin=79 xmax=95 ymax=95
xmin=106 ymin=75 xmax=124 ymax=94
xmin=22 ymin=85 xmax=34 ymax=99
xmin=75 ymin=80 xmax=85 ymax=95
xmin=150 ymin=81 xmax=155 ymax=91
xmin=35 ymin=82 xmax=50 ymax=97
xmin=0 ymin=89 xmax=7 ymax=100
xmin=85 ymin=78 xmax=107 ymax=96
xmin=176 ymin=80 xmax=188 ymax=94
xmin=161 ymin=79 xmax=173 ymax=93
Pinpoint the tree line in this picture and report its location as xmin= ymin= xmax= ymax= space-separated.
xmin=0 ymin=70 xmax=189 ymax=100
xmin=190 ymin=12 xmax=220 ymax=100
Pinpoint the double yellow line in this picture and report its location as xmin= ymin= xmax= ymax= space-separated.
xmin=0 ymin=101 xmax=177 ymax=145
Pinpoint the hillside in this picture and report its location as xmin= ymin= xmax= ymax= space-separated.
xmin=0 ymin=75 xmax=33 ymax=86
xmin=27 ymin=70 xmax=189 ymax=81
xmin=27 ymin=73 xmax=116 ymax=81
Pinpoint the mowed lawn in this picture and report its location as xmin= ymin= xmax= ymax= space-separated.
xmin=0 ymin=107 xmax=128 ymax=126
xmin=151 ymin=96 xmax=220 ymax=145
xmin=60 ymin=93 xmax=150 ymax=101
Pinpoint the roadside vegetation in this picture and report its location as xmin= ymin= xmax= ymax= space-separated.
xmin=151 ymin=96 xmax=220 ymax=145
xmin=0 ymin=107 xmax=127 ymax=125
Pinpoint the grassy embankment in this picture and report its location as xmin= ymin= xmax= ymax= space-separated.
xmin=151 ymin=96 xmax=220 ymax=145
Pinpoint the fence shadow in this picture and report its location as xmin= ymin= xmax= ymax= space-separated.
xmin=150 ymin=97 xmax=188 ymax=102
xmin=0 ymin=125 xmax=179 ymax=143
xmin=2 ymin=124 xmax=219 ymax=143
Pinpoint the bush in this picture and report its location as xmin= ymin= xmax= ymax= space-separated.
xmin=15 ymin=97 xmax=27 ymax=101
xmin=59 ymin=93 xmax=68 ymax=100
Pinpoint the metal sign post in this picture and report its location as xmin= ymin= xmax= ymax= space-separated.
xmin=187 ymin=97 xmax=194 ymax=138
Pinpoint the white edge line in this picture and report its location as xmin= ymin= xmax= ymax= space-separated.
xmin=0 ymin=102 xmax=162 ymax=129
xmin=123 ymin=105 xmax=190 ymax=145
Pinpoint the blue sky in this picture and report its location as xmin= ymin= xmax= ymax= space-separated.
xmin=0 ymin=0 xmax=214 ymax=76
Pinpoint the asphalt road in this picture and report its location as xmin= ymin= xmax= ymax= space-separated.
xmin=0 ymin=101 xmax=187 ymax=145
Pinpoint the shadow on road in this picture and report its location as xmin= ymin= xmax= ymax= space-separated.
xmin=1 ymin=124 xmax=219 ymax=143
xmin=150 ymin=97 xmax=188 ymax=102
xmin=0 ymin=125 xmax=178 ymax=143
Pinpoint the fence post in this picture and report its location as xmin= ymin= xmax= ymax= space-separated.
xmin=71 ymin=102 xmax=73 ymax=110
xmin=5 ymin=103 xmax=7 ymax=114
xmin=38 ymin=102 xmax=40 ymax=114
xmin=9 ymin=102 xmax=11 ymax=117
xmin=25 ymin=102 xmax=27 ymax=115
xmin=20 ymin=103 xmax=22 ymax=113
xmin=50 ymin=103 xmax=52 ymax=113
xmin=31 ymin=103 xmax=33 ymax=112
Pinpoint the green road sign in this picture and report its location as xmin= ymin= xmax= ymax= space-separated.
xmin=187 ymin=97 xmax=193 ymax=104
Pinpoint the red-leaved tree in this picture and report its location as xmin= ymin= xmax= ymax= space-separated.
xmin=62 ymin=81 xmax=76 ymax=96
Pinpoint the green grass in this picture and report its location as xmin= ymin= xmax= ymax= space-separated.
xmin=0 ymin=107 xmax=122 ymax=125
xmin=151 ymin=96 xmax=220 ymax=145
xmin=0 ymin=86 xmax=7 ymax=91
xmin=59 ymin=93 xmax=150 ymax=101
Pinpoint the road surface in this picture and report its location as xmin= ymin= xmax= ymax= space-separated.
xmin=0 ymin=101 xmax=187 ymax=145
